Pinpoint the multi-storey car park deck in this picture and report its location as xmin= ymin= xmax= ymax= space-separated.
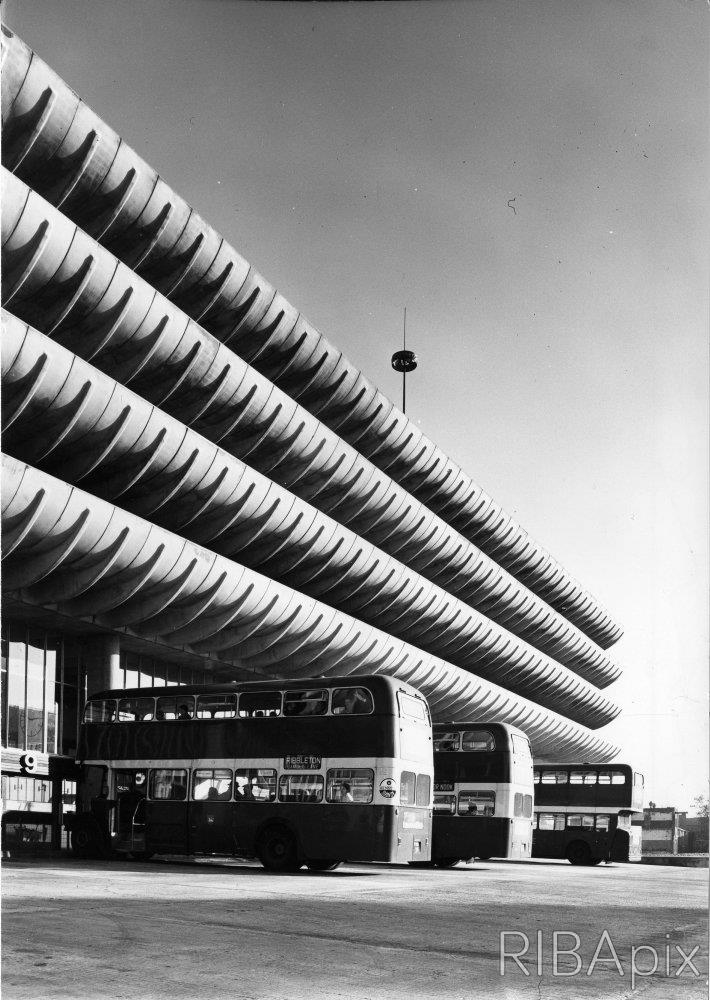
xmin=1 ymin=25 xmax=625 ymax=834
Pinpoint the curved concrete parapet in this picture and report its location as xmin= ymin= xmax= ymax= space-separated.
xmin=1 ymin=312 xmax=619 ymax=727
xmin=0 ymin=454 xmax=619 ymax=761
xmin=0 ymin=27 xmax=623 ymax=650
xmin=0 ymin=172 xmax=622 ymax=692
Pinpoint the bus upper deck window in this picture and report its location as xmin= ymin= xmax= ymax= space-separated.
xmin=611 ymin=771 xmax=626 ymax=784
xmin=156 ymin=696 xmax=194 ymax=721
xmin=117 ymin=697 xmax=155 ymax=722
xmin=570 ymin=770 xmax=597 ymax=785
xmin=196 ymin=694 xmax=237 ymax=719
xmin=283 ymin=690 xmax=328 ymax=717
xmin=397 ymin=692 xmax=429 ymax=723
xmin=510 ymin=734 xmax=531 ymax=757
xmin=83 ymin=700 xmax=116 ymax=723
xmin=433 ymin=731 xmax=460 ymax=752
xmin=239 ymin=692 xmax=282 ymax=718
xmin=541 ymin=770 xmax=567 ymax=784
xmin=634 ymin=772 xmax=644 ymax=786
xmin=331 ymin=687 xmax=373 ymax=715
xmin=461 ymin=730 xmax=495 ymax=752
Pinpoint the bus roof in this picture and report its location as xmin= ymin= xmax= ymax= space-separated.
xmin=533 ymin=762 xmax=634 ymax=772
xmin=89 ymin=673 xmax=428 ymax=702
xmin=433 ymin=721 xmax=530 ymax=742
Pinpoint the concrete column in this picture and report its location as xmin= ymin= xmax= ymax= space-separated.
xmin=85 ymin=634 xmax=123 ymax=696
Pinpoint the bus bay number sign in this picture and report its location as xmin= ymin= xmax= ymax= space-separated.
xmin=434 ymin=781 xmax=454 ymax=792
xmin=284 ymin=755 xmax=322 ymax=770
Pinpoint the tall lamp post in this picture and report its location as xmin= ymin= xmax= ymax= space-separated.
xmin=391 ymin=308 xmax=418 ymax=415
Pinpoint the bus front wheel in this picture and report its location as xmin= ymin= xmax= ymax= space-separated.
xmin=566 ymin=841 xmax=592 ymax=866
xmin=305 ymin=860 xmax=341 ymax=872
xmin=256 ymin=825 xmax=300 ymax=873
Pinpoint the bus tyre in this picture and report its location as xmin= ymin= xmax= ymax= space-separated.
xmin=305 ymin=860 xmax=341 ymax=872
xmin=566 ymin=841 xmax=592 ymax=866
xmin=71 ymin=822 xmax=102 ymax=859
xmin=257 ymin=825 xmax=300 ymax=873
xmin=435 ymin=858 xmax=460 ymax=868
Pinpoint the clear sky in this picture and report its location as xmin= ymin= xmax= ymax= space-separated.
xmin=4 ymin=0 xmax=708 ymax=811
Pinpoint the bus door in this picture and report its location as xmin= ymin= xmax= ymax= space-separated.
xmin=144 ymin=768 xmax=190 ymax=854
xmin=114 ymin=769 xmax=148 ymax=850
xmin=189 ymin=768 xmax=235 ymax=856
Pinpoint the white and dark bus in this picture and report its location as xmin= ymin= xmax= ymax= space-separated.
xmin=532 ymin=763 xmax=644 ymax=865
xmin=428 ymin=722 xmax=534 ymax=866
xmin=66 ymin=675 xmax=433 ymax=871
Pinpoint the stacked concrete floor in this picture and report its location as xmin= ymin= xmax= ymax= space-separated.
xmin=1 ymin=26 xmax=624 ymax=760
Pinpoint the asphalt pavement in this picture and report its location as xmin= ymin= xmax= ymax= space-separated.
xmin=2 ymin=856 xmax=707 ymax=999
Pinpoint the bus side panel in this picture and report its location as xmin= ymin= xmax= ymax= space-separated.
xmin=145 ymin=801 xmax=189 ymax=854
xmin=230 ymin=805 xmax=428 ymax=864
xmin=433 ymin=816 xmax=514 ymax=861
xmin=189 ymin=801 xmax=236 ymax=856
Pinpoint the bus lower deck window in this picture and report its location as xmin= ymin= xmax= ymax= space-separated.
xmin=415 ymin=774 xmax=431 ymax=806
xmin=400 ymin=771 xmax=416 ymax=805
xmin=459 ymin=791 xmax=494 ymax=816
xmin=149 ymin=769 xmax=188 ymax=800
xmin=193 ymin=769 xmax=232 ymax=801
xmin=278 ymin=774 xmax=324 ymax=803
xmin=234 ymin=769 xmax=276 ymax=801
xmin=326 ymin=768 xmax=373 ymax=803
xmin=433 ymin=795 xmax=456 ymax=815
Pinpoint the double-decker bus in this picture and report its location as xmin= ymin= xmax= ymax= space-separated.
xmin=428 ymin=723 xmax=534 ymax=867
xmin=65 ymin=675 xmax=433 ymax=872
xmin=532 ymin=763 xmax=644 ymax=865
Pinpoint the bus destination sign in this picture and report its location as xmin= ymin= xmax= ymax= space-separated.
xmin=434 ymin=781 xmax=454 ymax=792
xmin=284 ymin=754 xmax=322 ymax=770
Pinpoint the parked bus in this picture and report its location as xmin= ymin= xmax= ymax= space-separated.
xmin=532 ymin=763 xmax=644 ymax=865
xmin=428 ymin=723 xmax=534 ymax=867
xmin=66 ymin=675 xmax=433 ymax=872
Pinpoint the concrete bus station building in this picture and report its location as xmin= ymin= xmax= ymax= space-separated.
xmin=0 ymin=26 xmax=626 ymax=840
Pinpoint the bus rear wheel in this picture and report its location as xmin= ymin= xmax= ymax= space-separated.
xmin=305 ymin=860 xmax=341 ymax=871
xmin=256 ymin=825 xmax=300 ymax=873
xmin=71 ymin=822 xmax=103 ymax=859
xmin=566 ymin=841 xmax=592 ymax=866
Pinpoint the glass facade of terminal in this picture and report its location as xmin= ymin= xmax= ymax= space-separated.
xmin=0 ymin=619 xmax=211 ymax=823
